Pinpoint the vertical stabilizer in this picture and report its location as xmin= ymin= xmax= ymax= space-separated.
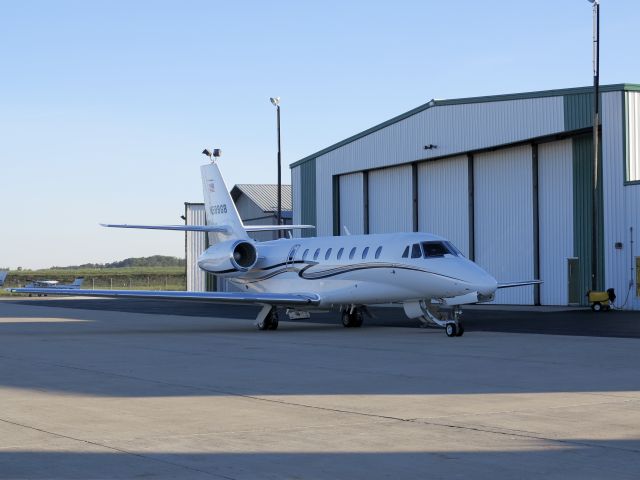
xmin=70 ymin=277 xmax=84 ymax=288
xmin=0 ymin=271 xmax=8 ymax=287
xmin=201 ymin=161 xmax=249 ymax=243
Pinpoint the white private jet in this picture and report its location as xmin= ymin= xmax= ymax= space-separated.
xmin=10 ymin=151 xmax=538 ymax=336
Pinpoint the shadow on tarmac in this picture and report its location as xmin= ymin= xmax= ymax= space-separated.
xmin=1 ymin=440 xmax=639 ymax=479
xmin=4 ymin=297 xmax=640 ymax=338
xmin=0 ymin=298 xmax=639 ymax=398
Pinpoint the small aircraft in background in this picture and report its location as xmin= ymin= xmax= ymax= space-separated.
xmin=10 ymin=149 xmax=539 ymax=336
xmin=23 ymin=277 xmax=84 ymax=296
xmin=0 ymin=271 xmax=8 ymax=287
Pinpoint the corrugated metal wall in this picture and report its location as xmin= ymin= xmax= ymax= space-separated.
xmin=186 ymin=204 xmax=206 ymax=292
xmin=538 ymin=140 xmax=573 ymax=305
xmin=474 ymin=145 xmax=534 ymax=304
xmin=602 ymin=92 xmax=627 ymax=306
xmin=339 ymin=172 xmax=365 ymax=235
xmin=312 ymin=97 xmax=564 ymax=237
xmin=624 ymin=185 xmax=640 ymax=309
xmin=625 ymin=93 xmax=640 ymax=309
xmin=563 ymin=93 xmax=594 ymax=131
xmin=602 ymin=92 xmax=640 ymax=310
xmin=368 ymin=166 xmax=413 ymax=233
xmin=417 ymin=155 xmax=470 ymax=256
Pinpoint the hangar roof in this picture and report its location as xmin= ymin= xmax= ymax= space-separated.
xmin=231 ymin=184 xmax=292 ymax=214
xmin=291 ymin=83 xmax=640 ymax=168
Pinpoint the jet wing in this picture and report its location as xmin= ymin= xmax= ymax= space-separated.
xmin=7 ymin=287 xmax=321 ymax=306
xmin=244 ymin=225 xmax=315 ymax=232
xmin=497 ymin=280 xmax=542 ymax=289
xmin=101 ymin=223 xmax=231 ymax=233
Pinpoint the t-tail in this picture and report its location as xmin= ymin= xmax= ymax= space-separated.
xmin=200 ymin=161 xmax=249 ymax=243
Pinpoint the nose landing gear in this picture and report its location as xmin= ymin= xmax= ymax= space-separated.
xmin=404 ymin=300 xmax=465 ymax=337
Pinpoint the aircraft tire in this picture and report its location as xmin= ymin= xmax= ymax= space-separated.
xmin=455 ymin=322 xmax=465 ymax=337
xmin=341 ymin=311 xmax=351 ymax=328
xmin=445 ymin=322 xmax=457 ymax=337
xmin=352 ymin=311 xmax=363 ymax=328
xmin=268 ymin=313 xmax=279 ymax=330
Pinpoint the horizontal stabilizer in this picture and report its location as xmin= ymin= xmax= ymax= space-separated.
xmin=101 ymin=223 xmax=230 ymax=233
xmin=244 ymin=225 xmax=315 ymax=232
xmin=497 ymin=280 xmax=543 ymax=289
xmin=7 ymin=287 xmax=321 ymax=306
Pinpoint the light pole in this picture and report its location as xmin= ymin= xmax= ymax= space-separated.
xmin=588 ymin=0 xmax=600 ymax=292
xmin=270 ymin=97 xmax=282 ymax=238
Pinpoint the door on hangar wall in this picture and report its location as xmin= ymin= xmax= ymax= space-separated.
xmin=417 ymin=155 xmax=470 ymax=257
xmin=368 ymin=165 xmax=413 ymax=233
xmin=538 ymin=139 xmax=573 ymax=305
xmin=338 ymin=172 xmax=365 ymax=235
xmin=474 ymin=145 xmax=534 ymax=304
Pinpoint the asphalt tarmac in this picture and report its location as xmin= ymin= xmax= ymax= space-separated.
xmin=1 ymin=298 xmax=639 ymax=479
xmin=9 ymin=296 xmax=640 ymax=338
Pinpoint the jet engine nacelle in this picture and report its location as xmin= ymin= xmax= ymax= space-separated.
xmin=197 ymin=240 xmax=258 ymax=277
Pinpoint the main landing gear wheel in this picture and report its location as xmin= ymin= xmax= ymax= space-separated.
xmin=342 ymin=309 xmax=363 ymax=328
xmin=257 ymin=309 xmax=279 ymax=331
xmin=445 ymin=322 xmax=457 ymax=337
xmin=445 ymin=321 xmax=464 ymax=337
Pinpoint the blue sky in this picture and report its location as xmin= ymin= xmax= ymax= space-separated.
xmin=1 ymin=0 xmax=638 ymax=269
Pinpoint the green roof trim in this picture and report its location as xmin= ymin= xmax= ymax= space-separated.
xmin=291 ymin=83 xmax=640 ymax=169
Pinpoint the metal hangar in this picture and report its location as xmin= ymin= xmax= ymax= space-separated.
xmin=290 ymin=84 xmax=640 ymax=309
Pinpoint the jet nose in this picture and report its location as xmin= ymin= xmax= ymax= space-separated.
xmin=468 ymin=265 xmax=498 ymax=297
xmin=476 ymin=272 xmax=498 ymax=296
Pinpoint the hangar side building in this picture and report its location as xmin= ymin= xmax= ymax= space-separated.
xmin=290 ymin=84 xmax=640 ymax=309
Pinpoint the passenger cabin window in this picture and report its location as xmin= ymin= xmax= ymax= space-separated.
xmin=302 ymin=249 xmax=309 ymax=261
xmin=402 ymin=246 xmax=409 ymax=258
xmin=362 ymin=247 xmax=369 ymax=259
xmin=349 ymin=247 xmax=357 ymax=260
xmin=337 ymin=248 xmax=344 ymax=260
xmin=375 ymin=246 xmax=383 ymax=259
xmin=313 ymin=248 xmax=320 ymax=261
xmin=325 ymin=248 xmax=332 ymax=260
xmin=422 ymin=241 xmax=453 ymax=258
xmin=411 ymin=243 xmax=422 ymax=258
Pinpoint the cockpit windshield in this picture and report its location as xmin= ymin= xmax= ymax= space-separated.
xmin=421 ymin=241 xmax=462 ymax=258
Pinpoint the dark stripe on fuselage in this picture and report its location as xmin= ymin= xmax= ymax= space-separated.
xmin=238 ymin=262 xmax=466 ymax=284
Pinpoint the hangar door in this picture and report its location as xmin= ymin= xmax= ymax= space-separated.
xmin=538 ymin=140 xmax=573 ymax=305
xmin=417 ymin=155 xmax=470 ymax=256
xmin=339 ymin=172 xmax=365 ymax=235
xmin=475 ymin=145 xmax=534 ymax=304
xmin=368 ymin=165 xmax=413 ymax=233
